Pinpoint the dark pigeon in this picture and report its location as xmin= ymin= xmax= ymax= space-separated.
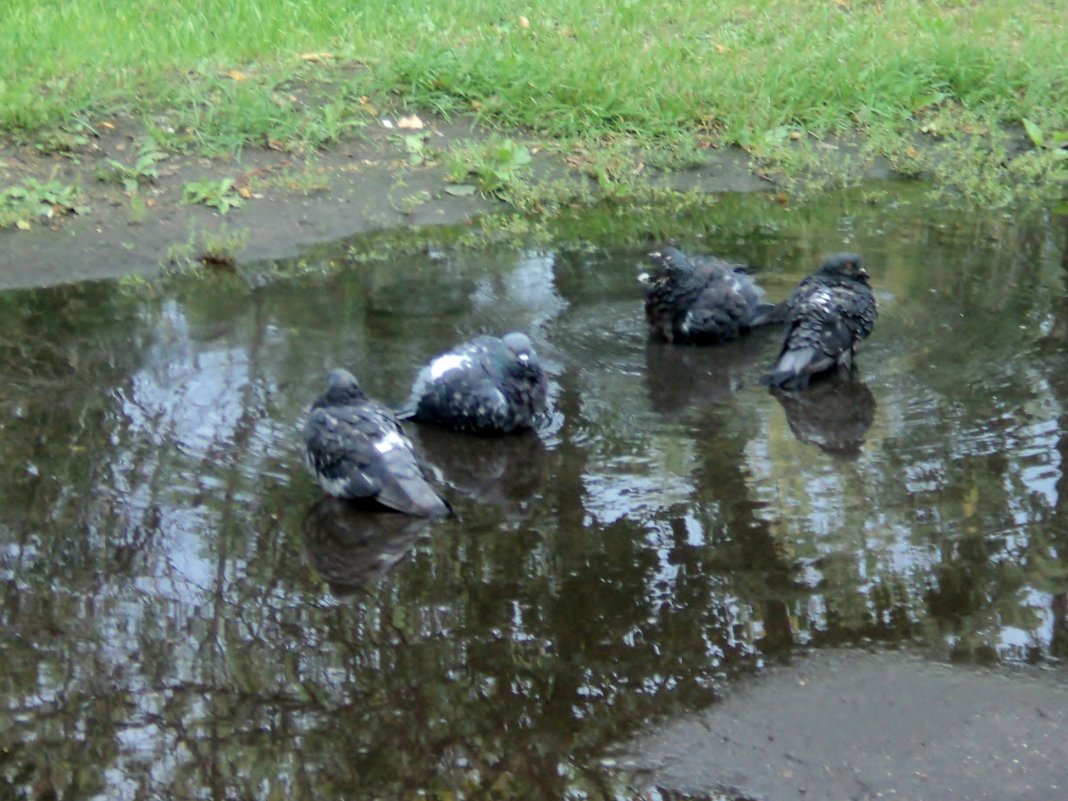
xmin=302 ymin=368 xmax=451 ymax=517
xmin=639 ymin=246 xmax=777 ymax=345
xmin=762 ymin=253 xmax=877 ymax=390
xmin=399 ymin=332 xmax=548 ymax=435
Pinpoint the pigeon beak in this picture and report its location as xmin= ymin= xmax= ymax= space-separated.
xmin=637 ymin=271 xmax=651 ymax=285
xmin=517 ymin=353 xmax=530 ymax=364
xmin=859 ymin=267 xmax=870 ymax=280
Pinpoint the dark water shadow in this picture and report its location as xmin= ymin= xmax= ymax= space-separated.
xmin=771 ymin=375 xmax=877 ymax=459
xmin=643 ymin=332 xmax=774 ymax=419
xmin=302 ymin=497 xmax=431 ymax=596
xmin=408 ymin=425 xmax=548 ymax=512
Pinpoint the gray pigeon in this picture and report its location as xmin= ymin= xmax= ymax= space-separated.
xmin=302 ymin=369 xmax=451 ymax=517
xmin=639 ymin=246 xmax=776 ymax=345
xmin=762 ymin=253 xmax=877 ymax=390
xmin=399 ymin=332 xmax=547 ymax=435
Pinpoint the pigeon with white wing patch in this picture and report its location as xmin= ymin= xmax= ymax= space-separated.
xmin=302 ymin=369 xmax=451 ymax=517
xmin=399 ymin=332 xmax=548 ymax=435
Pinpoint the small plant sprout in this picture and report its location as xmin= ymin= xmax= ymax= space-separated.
xmin=182 ymin=178 xmax=245 ymax=214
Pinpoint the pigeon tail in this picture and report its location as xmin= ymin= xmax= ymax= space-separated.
xmin=747 ymin=301 xmax=782 ymax=328
xmin=375 ymin=474 xmax=453 ymax=518
xmin=761 ymin=346 xmax=821 ymax=390
xmin=393 ymin=401 xmax=417 ymax=421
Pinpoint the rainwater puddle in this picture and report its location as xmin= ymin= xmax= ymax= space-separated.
xmin=2 ymin=186 xmax=1067 ymax=798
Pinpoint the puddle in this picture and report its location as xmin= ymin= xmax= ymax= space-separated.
xmin=1 ymin=187 xmax=1067 ymax=799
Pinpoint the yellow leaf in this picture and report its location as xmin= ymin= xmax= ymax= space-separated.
xmin=237 ymin=186 xmax=252 ymax=199
xmin=15 ymin=219 xmax=31 ymax=230
xmin=300 ymin=52 xmax=335 ymax=62
xmin=713 ymin=43 xmax=728 ymax=54
xmin=358 ymin=96 xmax=379 ymax=116
xmin=397 ymin=114 xmax=424 ymax=130
xmin=99 ymin=120 xmax=116 ymax=130
xmin=226 ymin=69 xmax=247 ymax=81
xmin=519 ymin=16 xmax=531 ymax=29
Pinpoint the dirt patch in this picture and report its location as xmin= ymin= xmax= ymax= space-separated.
xmin=0 ymin=114 xmax=903 ymax=291
xmin=624 ymin=648 xmax=1068 ymax=801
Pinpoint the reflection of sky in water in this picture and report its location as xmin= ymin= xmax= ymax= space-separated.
xmin=582 ymin=440 xmax=696 ymax=527
xmin=471 ymin=250 xmax=569 ymax=329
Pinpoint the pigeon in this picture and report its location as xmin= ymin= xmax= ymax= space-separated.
xmin=638 ymin=246 xmax=777 ymax=345
xmin=762 ymin=252 xmax=877 ymax=390
xmin=399 ymin=332 xmax=548 ymax=435
xmin=302 ymin=368 xmax=451 ymax=517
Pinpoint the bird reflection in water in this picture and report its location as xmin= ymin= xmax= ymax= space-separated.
xmin=408 ymin=425 xmax=547 ymax=512
xmin=302 ymin=497 xmax=431 ymax=596
xmin=644 ymin=335 xmax=770 ymax=419
xmin=771 ymin=375 xmax=877 ymax=459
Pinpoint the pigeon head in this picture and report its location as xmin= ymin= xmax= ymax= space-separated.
xmin=819 ymin=252 xmax=869 ymax=283
xmin=502 ymin=332 xmax=538 ymax=369
xmin=645 ymin=246 xmax=693 ymax=278
xmin=317 ymin=368 xmax=368 ymax=406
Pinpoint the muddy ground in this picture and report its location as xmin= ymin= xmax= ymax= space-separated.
xmin=0 ymin=113 xmax=900 ymax=291
xmin=624 ymin=648 xmax=1068 ymax=801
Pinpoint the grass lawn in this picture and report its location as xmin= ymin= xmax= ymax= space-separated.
xmin=0 ymin=0 xmax=1064 ymax=200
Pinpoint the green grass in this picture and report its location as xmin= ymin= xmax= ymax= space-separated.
xmin=1 ymin=1 xmax=1064 ymax=194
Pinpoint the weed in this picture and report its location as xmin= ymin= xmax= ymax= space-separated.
xmin=262 ymin=164 xmax=331 ymax=195
xmin=162 ymin=224 xmax=248 ymax=273
xmin=198 ymin=225 xmax=249 ymax=269
xmin=127 ymin=193 xmax=147 ymax=224
xmin=182 ymin=177 xmax=244 ymax=214
xmin=103 ymin=141 xmax=168 ymax=192
xmin=391 ymin=133 xmax=436 ymax=166
xmin=447 ymin=137 xmax=532 ymax=198
xmin=0 ymin=174 xmax=81 ymax=229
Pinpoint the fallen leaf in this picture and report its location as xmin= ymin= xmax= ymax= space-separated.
xmin=905 ymin=145 xmax=920 ymax=159
xmin=519 ymin=15 xmax=531 ymax=29
xmin=713 ymin=43 xmax=728 ymax=54
xmin=358 ymin=96 xmax=379 ymax=115
xmin=834 ymin=0 xmax=850 ymax=7
xmin=99 ymin=120 xmax=116 ymax=130
xmin=237 ymin=186 xmax=253 ymax=199
xmin=444 ymin=184 xmax=477 ymax=197
xmin=789 ymin=130 xmax=802 ymax=140
xmin=300 ymin=52 xmax=335 ymax=62
xmin=397 ymin=114 xmax=425 ymax=130
xmin=226 ymin=69 xmax=247 ymax=81
xmin=15 ymin=220 xmax=31 ymax=230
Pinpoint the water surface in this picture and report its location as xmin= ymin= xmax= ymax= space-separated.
xmin=2 ymin=187 xmax=1067 ymax=799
